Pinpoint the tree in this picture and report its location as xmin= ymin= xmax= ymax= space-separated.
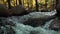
xmin=7 ymin=0 xmax=11 ymax=9
xmin=35 ymin=0 xmax=39 ymax=11
xmin=19 ymin=0 xmax=22 ymax=5
xmin=56 ymin=0 xmax=59 ymax=5
xmin=16 ymin=0 xmax=17 ymax=5
xmin=45 ymin=0 xmax=48 ymax=10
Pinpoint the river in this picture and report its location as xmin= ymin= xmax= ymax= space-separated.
xmin=0 ymin=11 xmax=60 ymax=34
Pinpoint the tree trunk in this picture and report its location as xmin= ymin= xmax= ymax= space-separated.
xmin=7 ymin=0 xmax=11 ymax=9
xmin=16 ymin=0 xmax=17 ymax=5
xmin=56 ymin=0 xmax=58 ymax=5
xmin=35 ymin=0 xmax=39 ymax=11
xmin=19 ymin=0 xmax=22 ymax=5
xmin=27 ymin=0 xmax=29 ymax=8
xmin=45 ymin=0 xmax=48 ymax=10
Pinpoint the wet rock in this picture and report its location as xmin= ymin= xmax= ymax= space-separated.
xmin=56 ymin=3 xmax=60 ymax=17
xmin=9 ymin=5 xmax=27 ymax=16
xmin=49 ymin=18 xmax=60 ymax=31
xmin=23 ymin=18 xmax=50 ymax=27
xmin=0 ymin=4 xmax=9 ymax=17
xmin=41 ymin=10 xmax=49 ymax=12
xmin=22 ymin=11 xmax=56 ymax=27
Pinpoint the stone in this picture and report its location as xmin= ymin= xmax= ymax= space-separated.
xmin=56 ymin=3 xmax=60 ymax=17
xmin=9 ymin=5 xmax=27 ymax=16
xmin=49 ymin=18 xmax=60 ymax=31
xmin=0 ymin=4 xmax=9 ymax=17
xmin=23 ymin=18 xmax=50 ymax=27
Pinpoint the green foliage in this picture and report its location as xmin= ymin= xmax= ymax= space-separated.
xmin=45 ymin=0 xmax=48 ymax=2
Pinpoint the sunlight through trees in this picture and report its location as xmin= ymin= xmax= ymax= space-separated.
xmin=0 ymin=0 xmax=56 ymax=11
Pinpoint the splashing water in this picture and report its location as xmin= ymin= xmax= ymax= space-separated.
xmin=1 ymin=11 xmax=60 ymax=34
xmin=8 ymin=18 xmax=60 ymax=34
xmin=43 ymin=19 xmax=54 ymax=29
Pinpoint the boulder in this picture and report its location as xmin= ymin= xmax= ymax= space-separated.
xmin=22 ymin=11 xmax=56 ymax=27
xmin=0 ymin=4 xmax=9 ymax=17
xmin=49 ymin=18 xmax=60 ymax=31
xmin=23 ymin=18 xmax=50 ymax=27
xmin=56 ymin=3 xmax=60 ymax=17
xmin=9 ymin=5 xmax=27 ymax=16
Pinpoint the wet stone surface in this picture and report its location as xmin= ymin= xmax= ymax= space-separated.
xmin=49 ymin=18 xmax=60 ymax=31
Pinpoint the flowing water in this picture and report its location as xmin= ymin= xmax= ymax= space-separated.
xmin=7 ymin=16 xmax=60 ymax=34
xmin=0 ymin=11 xmax=60 ymax=34
xmin=43 ymin=19 xmax=54 ymax=29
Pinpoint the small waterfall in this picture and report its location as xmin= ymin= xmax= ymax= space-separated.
xmin=8 ymin=17 xmax=34 ymax=34
xmin=7 ymin=16 xmax=60 ymax=34
xmin=43 ymin=19 xmax=54 ymax=29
